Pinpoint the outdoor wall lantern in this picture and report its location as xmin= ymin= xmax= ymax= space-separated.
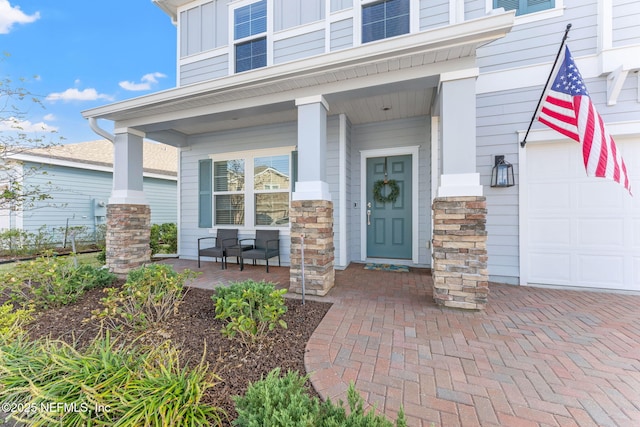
xmin=490 ymin=155 xmax=515 ymax=188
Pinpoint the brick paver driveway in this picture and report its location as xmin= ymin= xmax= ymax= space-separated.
xmin=307 ymin=265 xmax=640 ymax=427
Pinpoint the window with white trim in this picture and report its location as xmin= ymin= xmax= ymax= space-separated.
xmin=211 ymin=150 xmax=291 ymax=227
xmin=234 ymin=0 xmax=267 ymax=73
xmin=362 ymin=0 xmax=410 ymax=44
xmin=494 ymin=0 xmax=555 ymax=16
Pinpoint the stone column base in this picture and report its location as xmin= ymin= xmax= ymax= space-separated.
xmin=290 ymin=200 xmax=335 ymax=296
xmin=106 ymin=204 xmax=151 ymax=275
xmin=432 ymin=196 xmax=488 ymax=310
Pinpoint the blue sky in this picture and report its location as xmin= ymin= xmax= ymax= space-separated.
xmin=1 ymin=0 xmax=176 ymax=144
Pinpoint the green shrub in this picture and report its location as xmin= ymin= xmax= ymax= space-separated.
xmin=0 ymin=332 xmax=224 ymax=426
xmin=0 ymin=228 xmax=30 ymax=257
xmin=233 ymin=369 xmax=406 ymax=427
xmin=0 ymin=251 xmax=116 ymax=309
xmin=234 ymin=368 xmax=318 ymax=427
xmin=0 ymin=303 xmax=33 ymax=340
xmin=213 ymin=280 xmax=287 ymax=347
xmin=150 ymin=223 xmax=178 ymax=255
xmin=93 ymin=263 xmax=198 ymax=330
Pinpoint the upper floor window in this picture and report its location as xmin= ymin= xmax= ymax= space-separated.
xmin=494 ymin=0 xmax=555 ymax=16
xmin=362 ymin=0 xmax=410 ymax=44
xmin=234 ymin=0 xmax=267 ymax=72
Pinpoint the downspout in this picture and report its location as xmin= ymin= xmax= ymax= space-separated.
xmin=88 ymin=117 xmax=114 ymax=243
xmin=88 ymin=117 xmax=114 ymax=142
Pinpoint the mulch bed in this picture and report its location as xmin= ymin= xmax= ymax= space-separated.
xmin=25 ymin=284 xmax=332 ymax=425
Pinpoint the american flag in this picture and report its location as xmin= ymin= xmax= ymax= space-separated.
xmin=538 ymin=45 xmax=632 ymax=195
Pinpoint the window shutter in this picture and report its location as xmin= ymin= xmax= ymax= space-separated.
xmin=494 ymin=0 xmax=553 ymax=15
xmin=198 ymin=159 xmax=212 ymax=228
xmin=291 ymin=150 xmax=298 ymax=192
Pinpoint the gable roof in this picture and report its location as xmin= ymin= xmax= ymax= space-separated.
xmin=26 ymin=140 xmax=177 ymax=177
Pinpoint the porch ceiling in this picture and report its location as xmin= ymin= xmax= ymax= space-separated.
xmin=82 ymin=11 xmax=514 ymax=146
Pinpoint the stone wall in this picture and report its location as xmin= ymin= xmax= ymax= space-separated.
xmin=432 ymin=196 xmax=488 ymax=310
xmin=106 ymin=204 xmax=151 ymax=275
xmin=289 ymin=200 xmax=335 ymax=296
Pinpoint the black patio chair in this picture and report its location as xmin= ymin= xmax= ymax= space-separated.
xmin=239 ymin=230 xmax=281 ymax=272
xmin=197 ymin=228 xmax=239 ymax=269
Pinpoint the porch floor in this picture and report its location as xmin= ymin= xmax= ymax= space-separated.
xmin=162 ymin=259 xmax=640 ymax=426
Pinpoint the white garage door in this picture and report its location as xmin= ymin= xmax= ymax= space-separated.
xmin=526 ymin=138 xmax=640 ymax=291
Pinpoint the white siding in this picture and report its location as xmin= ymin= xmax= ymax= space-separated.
xmin=464 ymin=0 xmax=485 ymax=21
xmin=349 ymin=117 xmax=431 ymax=266
xmin=179 ymin=122 xmax=296 ymax=263
xmin=180 ymin=0 xmax=227 ymax=58
xmin=273 ymin=30 xmax=325 ymax=64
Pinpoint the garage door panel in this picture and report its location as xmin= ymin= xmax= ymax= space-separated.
xmin=528 ymin=252 xmax=572 ymax=284
xmin=529 ymin=182 xmax=571 ymax=211
xmin=528 ymin=144 xmax=574 ymax=178
xmin=576 ymin=219 xmax=625 ymax=248
xmin=576 ymin=255 xmax=625 ymax=287
xmin=529 ymin=218 xmax=571 ymax=246
xmin=577 ymin=181 xmax=625 ymax=212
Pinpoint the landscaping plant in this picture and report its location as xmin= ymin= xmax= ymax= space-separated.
xmin=150 ymin=223 xmax=177 ymax=255
xmin=0 ymin=251 xmax=116 ymax=309
xmin=0 ymin=331 xmax=224 ymax=426
xmin=234 ymin=368 xmax=406 ymax=427
xmin=212 ymin=280 xmax=288 ymax=347
xmin=93 ymin=263 xmax=197 ymax=330
xmin=0 ymin=302 xmax=33 ymax=340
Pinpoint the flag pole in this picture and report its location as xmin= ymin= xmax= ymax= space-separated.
xmin=520 ymin=23 xmax=572 ymax=148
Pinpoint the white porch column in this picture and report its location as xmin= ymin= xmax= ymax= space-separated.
xmin=437 ymin=69 xmax=483 ymax=197
xmin=290 ymin=95 xmax=334 ymax=296
xmin=110 ymin=129 xmax=148 ymax=205
xmin=292 ymin=95 xmax=331 ymax=201
xmin=106 ymin=129 xmax=151 ymax=275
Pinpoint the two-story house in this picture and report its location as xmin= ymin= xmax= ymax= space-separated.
xmin=82 ymin=0 xmax=640 ymax=306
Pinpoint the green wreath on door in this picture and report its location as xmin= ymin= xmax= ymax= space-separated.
xmin=372 ymin=179 xmax=400 ymax=204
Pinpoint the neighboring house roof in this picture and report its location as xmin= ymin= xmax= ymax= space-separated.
xmin=24 ymin=140 xmax=177 ymax=177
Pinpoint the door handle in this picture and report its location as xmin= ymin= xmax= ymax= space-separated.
xmin=367 ymin=209 xmax=371 ymax=226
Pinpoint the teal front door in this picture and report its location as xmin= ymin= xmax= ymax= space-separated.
xmin=366 ymin=155 xmax=412 ymax=259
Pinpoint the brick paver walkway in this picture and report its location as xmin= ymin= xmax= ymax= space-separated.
xmin=163 ymin=259 xmax=640 ymax=426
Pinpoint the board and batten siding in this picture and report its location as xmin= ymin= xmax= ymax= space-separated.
xmin=273 ymin=30 xmax=325 ymax=64
xmin=180 ymin=55 xmax=228 ymax=86
xmin=330 ymin=19 xmax=353 ymax=52
xmin=274 ymin=0 xmax=324 ymax=31
xmin=420 ymin=0 xmax=449 ymax=30
xmin=331 ymin=0 xmax=352 ymax=13
xmin=180 ymin=0 xmax=228 ymax=58
xmin=349 ymin=117 xmax=431 ymax=266
xmin=179 ymin=122 xmax=297 ymax=263
xmin=476 ymin=0 xmax=598 ymax=73
xmin=476 ymin=74 xmax=639 ymax=283
xmin=612 ymin=0 xmax=640 ymax=47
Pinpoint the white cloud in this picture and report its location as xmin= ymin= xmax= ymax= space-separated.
xmin=0 ymin=0 xmax=40 ymax=34
xmin=43 ymin=113 xmax=56 ymax=121
xmin=0 ymin=117 xmax=58 ymax=133
xmin=45 ymin=88 xmax=113 ymax=103
xmin=119 ymin=72 xmax=167 ymax=91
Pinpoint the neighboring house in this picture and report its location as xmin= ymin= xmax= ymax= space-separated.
xmin=1 ymin=140 xmax=177 ymax=245
xmin=82 ymin=0 xmax=640 ymax=302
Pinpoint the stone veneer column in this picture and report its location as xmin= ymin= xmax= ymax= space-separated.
xmin=290 ymin=200 xmax=335 ymax=296
xmin=432 ymin=196 xmax=488 ymax=310
xmin=106 ymin=204 xmax=151 ymax=275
